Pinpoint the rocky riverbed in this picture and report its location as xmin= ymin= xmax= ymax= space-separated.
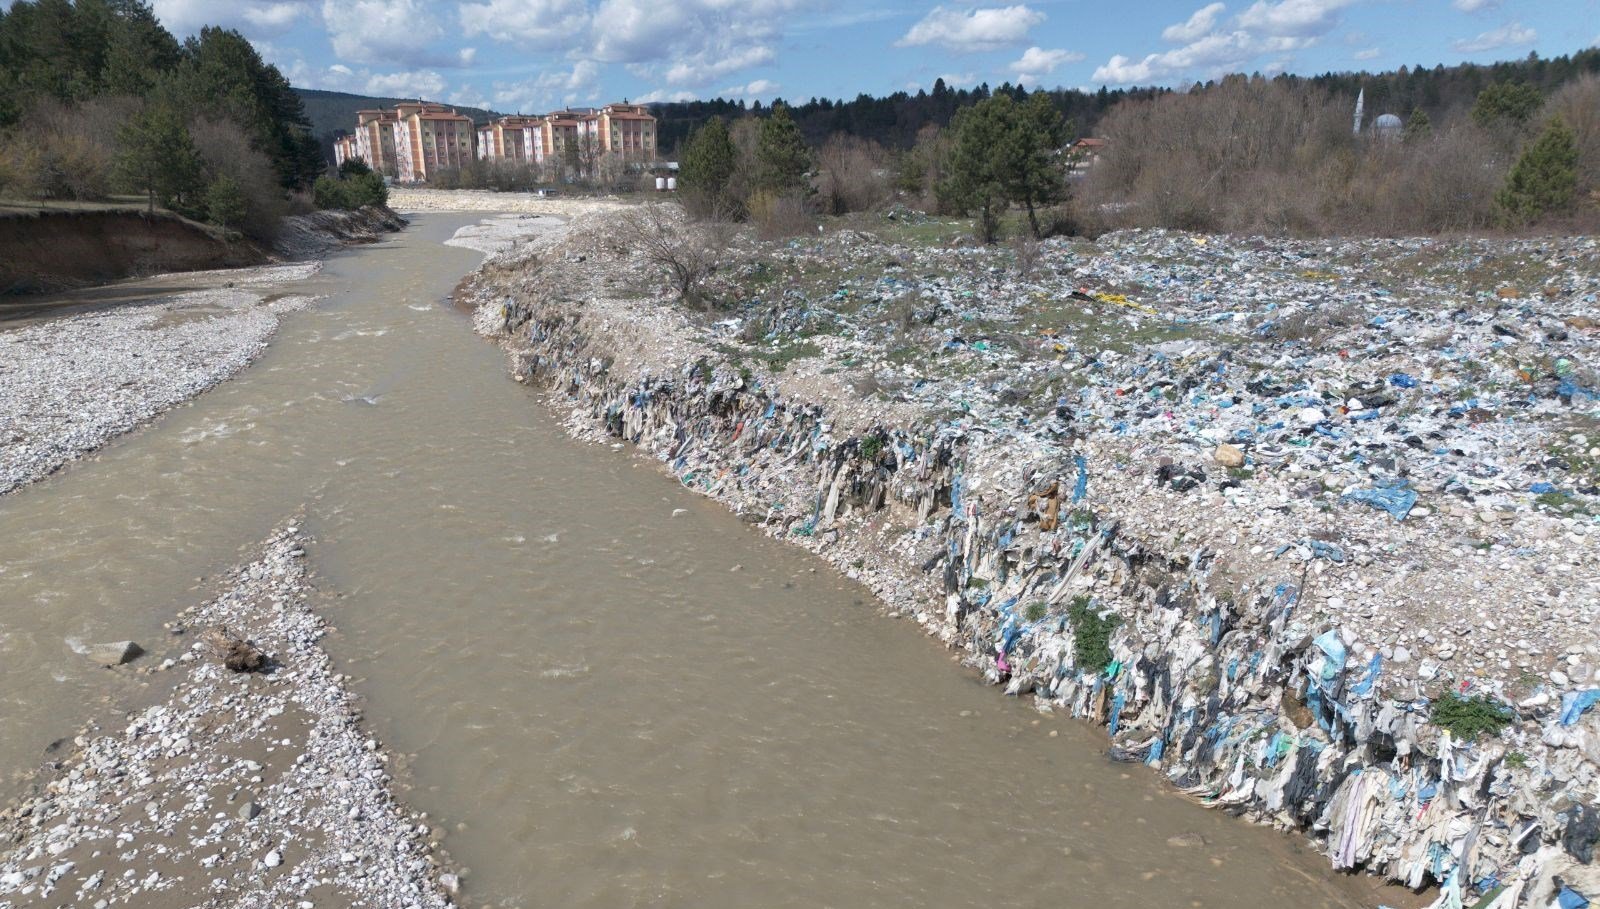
xmin=465 ymin=206 xmax=1600 ymax=908
xmin=0 ymin=521 xmax=456 ymax=909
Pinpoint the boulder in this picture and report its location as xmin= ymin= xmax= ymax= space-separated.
xmin=87 ymin=641 xmax=143 ymax=666
xmin=1213 ymin=444 xmax=1246 ymax=468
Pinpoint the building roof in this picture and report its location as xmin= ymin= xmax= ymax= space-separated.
xmin=1074 ymin=138 xmax=1107 ymax=148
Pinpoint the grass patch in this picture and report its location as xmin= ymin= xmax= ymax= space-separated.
xmin=1068 ymin=595 xmax=1119 ymax=672
xmin=1431 ymin=692 xmax=1513 ymax=741
xmin=1024 ymin=601 xmax=1048 ymax=623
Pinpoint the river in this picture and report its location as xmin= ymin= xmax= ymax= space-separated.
xmin=0 ymin=213 xmax=1372 ymax=908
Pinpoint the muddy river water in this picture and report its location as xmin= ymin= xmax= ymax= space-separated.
xmin=0 ymin=214 xmax=1372 ymax=908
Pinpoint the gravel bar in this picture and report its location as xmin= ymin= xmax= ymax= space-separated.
xmin=0 ymin=520 xmax=458 ymax=909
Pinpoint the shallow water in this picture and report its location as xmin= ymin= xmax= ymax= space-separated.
xmin=0 ymin=214 xmax=1368 ymax=908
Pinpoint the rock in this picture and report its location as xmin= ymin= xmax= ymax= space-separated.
xmin=1392 ymin=645 xmax=1411 ymax=664
xmin=1551 ymin=669 xmax=1570 ymax=687
xmin=223 ymin=639 xmax=267 ymax=673
xmin=1213 ymin=444 xmax=1245 ymax=468
xmin=263 ymin=850 xmax=282 ymax=868
xmin=1166 ymin=832 xmax=1207 ymax=848
xmin=439 ymin=872 xmax=461 ymax=895
xmin=86 ymin=641 xmax=143 ymax=666
xmin=1295 ymin=407 xmax=1325 ymax=426
xmin=238 ymin=800 xmax=260 ymax=821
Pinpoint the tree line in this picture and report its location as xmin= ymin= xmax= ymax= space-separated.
xmin=0 ymin=0 xmax=363 ymax=241
xmin=676 ymin=67 xmax=1595 ymax=241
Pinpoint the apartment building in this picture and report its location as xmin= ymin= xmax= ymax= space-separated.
xmin=333 ymin=134 xmax=360 ymax=168
xmin=354 ymin=109 xmax=399 ymax=175
xmin=477 ymin=103 xmax=657 ymax=171
xmin=476 ymin=115 xmax=545 ymax=163
xmin=392 ymin=102 xmax=474 ymax=183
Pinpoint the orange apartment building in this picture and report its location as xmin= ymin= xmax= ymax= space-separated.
xmin=333 ymin=134 xmax=360 ymax=168
xmin=354 ymin=109 xmax=399 ymax=175
xmin=477 ymin=103 xmax=657 ymax=172
xmin=391 ymin=101 xmax=474 ymax=183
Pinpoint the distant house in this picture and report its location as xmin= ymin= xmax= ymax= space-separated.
xmin=332 ymin=134 xmax=360 ymax=168
xmin=391 ymin=102 xmax=475 ymax=183
xmin=1068 ymin=138 xmax=1107 ymax=173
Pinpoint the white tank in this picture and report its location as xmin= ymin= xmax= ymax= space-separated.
xmin=666 ymin=177 xmax=677 ymax=191
xmin=655 ymin=177 xmax=666 ymax=191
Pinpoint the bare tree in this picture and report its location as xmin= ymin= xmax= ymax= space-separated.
xmin=615 ymin=203 xmax=735 ymax=303
xmin=815 ymin=134 xmax=892 ymax=214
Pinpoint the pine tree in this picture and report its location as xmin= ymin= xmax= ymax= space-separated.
xmin=1403 ymin=107 xmax=1432 ymax=141
xmin=1471 ymin=81 xmax=1543 ymax=129
xmin=203 ymin=173 xmax=246 ymax=228
xmin=755 ymin=103 xmax=810 ymax=193
xmin=1496 ymin=116 xmax=1579 ymax=225
xmin=679 ymin=116 xmax=737 ymax=217
xmin=114 ymin=104 xmax=201 ymax=213
xmin=939 ymin=95 xmax=1012 ymax=243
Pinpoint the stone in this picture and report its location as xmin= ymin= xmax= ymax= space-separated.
xmin=263 ymin=850 xmax=282 ymax=868
xmin=1166 ymin=832 xmax=1207 ymax=848
xmin=238 ymin=800 xmax=260 ymax=821
xmin=1213 ymin=444 xmax=1245 ymax=468
xmin=439 ymin=873 xmax=461 ymax=895
xmin=1392 ymin=645 xmax=1411 ymax=663
xmin=86 ymin=641 xmax=143 ymax=666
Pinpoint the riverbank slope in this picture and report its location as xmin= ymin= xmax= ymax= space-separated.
xmin=463 ymin=207 xmax=1600 ymax=907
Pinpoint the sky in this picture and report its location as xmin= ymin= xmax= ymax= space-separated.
xmin=141 ymin=0 xmax=1600 ymax=112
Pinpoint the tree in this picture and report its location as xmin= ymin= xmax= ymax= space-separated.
xmin=939 ymin=95 xmax=1012 ymax=242
xmin=1471 ymin=81 xmax=1543 ymax=129
xmin=679 ymin=116 xmax=737 ymax=218
xmin=755 ymin=103 xmax=811 ymax=192
xmin=203 ymin=173 xmax=246 ymax=228
xmin=114 ymin=103 xmax=200 ymax=213
xmin=337 ymin=156 xmax=371 ymax=178
xmin=1403 ymin=107 xmax=1432 ymax=141
xmin=1496 ymin=116 xmax=1579 ymax=225
xmin=1003 ymin=91 xmax=1069 ymax=237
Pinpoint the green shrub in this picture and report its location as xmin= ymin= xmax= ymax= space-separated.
xmin=1432 ymin=691 xmax=1513 ymax=740
xmin=204 ymin=174 xmax=247 ymax=229
xmin=312 ymin=174 xmax=349 ymax=209
xmin=1024 ymin=601 xmax=1048 ymax=623
xmin=1497 ymin=116 xmax=1579 ymax=225
xmin=1068 ymin=595 xmax=1119 ymax=671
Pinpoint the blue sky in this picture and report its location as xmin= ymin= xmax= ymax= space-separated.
xmin=143 ymin=0 xmax=1599 ymax=111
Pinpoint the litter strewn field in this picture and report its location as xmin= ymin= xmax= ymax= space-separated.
xmin=467 ymin=206 xmax=1600 ymax=909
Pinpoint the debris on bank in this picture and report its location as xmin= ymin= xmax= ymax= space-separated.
xmin=0 ymin=521 xmax=456 ymax=909
xmin=466 ymin=207 xmax=1599 ymax=908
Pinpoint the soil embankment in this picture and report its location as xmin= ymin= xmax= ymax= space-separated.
xmin=0 ymin=209 xmax=262 ymax=295
xmin=0 ymin=205 xmax=405 ymax=295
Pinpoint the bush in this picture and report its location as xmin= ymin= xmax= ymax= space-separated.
xmin=312 ymin=174 xmax=350 ymax=209
xmin=204 ymin=174 xmax=247 ymax=229
xmin=1431 ymin=692 xmax=1513 ymax=740
xmin=815 ymin=135 xmax=892 ymax=215
xmin=614 ymin=203 xmax=735 ymax=303
xmin=1497 ymin=116 xmax=1579 ymax=225
xmin=1068 ymin=595 xmax=1119 ymax=672
xmin=312 ymin=170 xmax=387 ymax=211
xmin=189 ymin=116 xmax=287 ymax=241
xmin=748 ymin=188 xmax=815 ymax=239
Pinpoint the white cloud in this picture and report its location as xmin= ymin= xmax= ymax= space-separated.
xmin=896 ymin=5 xmax=1046 ymax=53
xmin=458 ymin=0 xmax=590 ymax=48
xmin=1162 ymin=3 xmax=1227 ymax=43
xmin=322 ymin=0 xmax=444 ymax=66
xmin=1353 ymin=46 xmax=1380 ymax=60
xmin=1236 ymin=0 xmax=1353 ymax=38
xmin=1008 ymin=46 xmax=1083 ymax=85
xmin=364 ymin=69 xmax=448 ymax=98
xmin=1451 ymin=0 xmax=1499 ymax=11
xmin=492 ymin=60 xmax=601 ymax=112
xmin=151 ymin=0 xmax=310 ymax=37
xmin=634 ymin=88 xmax=697 ymax=103
xmin=664 ymin=45 xmax=776 ymax=85
xmin=458 ymin=47 xmax=478 ymax=66
xmin=1093 ymin=30 xmax=1256 ymax=84
xmin=720 ymin=79 xmax=781 ymax=98
xmin=1453 ymin=20 xmax=1536 ymax=52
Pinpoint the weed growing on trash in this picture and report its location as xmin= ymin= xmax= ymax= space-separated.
xmin=1068 ymin=596 xmax=1118 ymax=672
xmin=1431 ymin=691 xmax=1514 ymax=740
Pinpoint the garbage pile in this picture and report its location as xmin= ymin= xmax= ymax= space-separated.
xmin=464 ymin=209 xmax=1599 ymax=908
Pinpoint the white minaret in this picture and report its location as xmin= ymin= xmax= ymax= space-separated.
xmin=1353 ymin=88 xmax=1365 ymax=136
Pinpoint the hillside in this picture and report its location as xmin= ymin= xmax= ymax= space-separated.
xmin=296 ymin=88 xmax=501 ymax=137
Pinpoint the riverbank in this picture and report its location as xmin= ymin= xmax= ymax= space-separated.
xmin=0 ymin=207 xmax=405 ymax=498
xmin=0 ymin=520 xmax=456 ymax=908
xmin=464 ymin=206 xmax=1600 ymax=907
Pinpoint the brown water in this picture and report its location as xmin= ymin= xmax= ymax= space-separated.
xmin=0 ymin=214 xmax=1366 ymax=909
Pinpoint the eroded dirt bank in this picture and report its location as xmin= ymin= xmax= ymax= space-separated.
xmin=463 ymin=208 xmax=1600 ymax=908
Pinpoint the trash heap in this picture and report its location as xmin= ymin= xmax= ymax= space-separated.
xmin=464 ymin=209 xmax=1599 ymax=907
